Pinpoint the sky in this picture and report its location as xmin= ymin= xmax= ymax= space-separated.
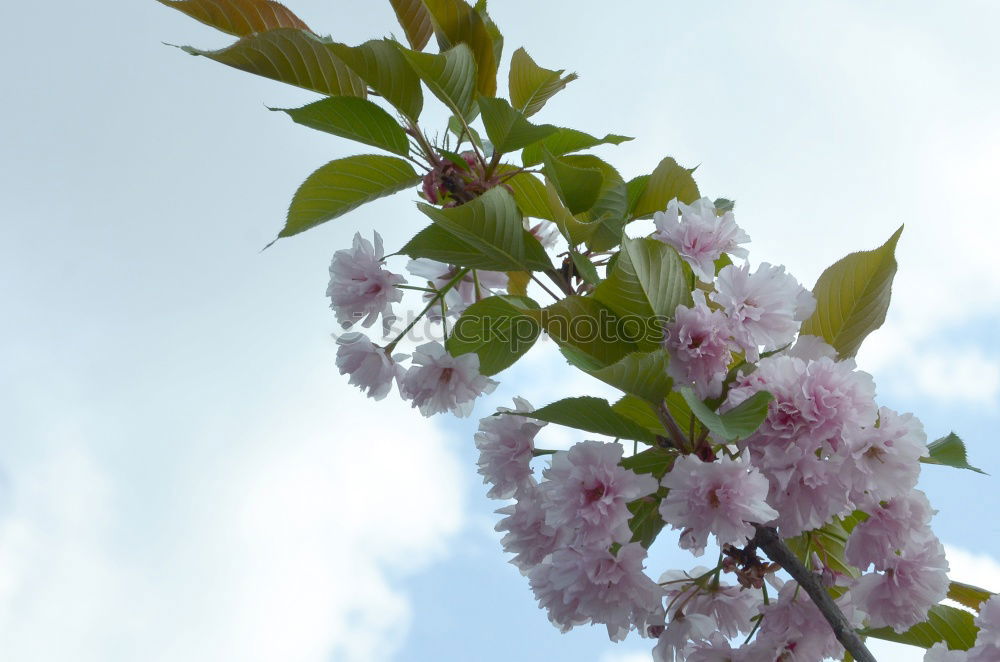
xmin=1 ymin=1 xmax=999 ymax=660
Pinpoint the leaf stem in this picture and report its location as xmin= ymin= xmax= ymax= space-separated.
xmin=386 ymin=267 xmax=470 ymax=352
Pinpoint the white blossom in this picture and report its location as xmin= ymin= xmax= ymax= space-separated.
xmin=327 ymin=231 xmax=405 ymax=335
xmin=399 ymin=342 xmax=497 ymax=417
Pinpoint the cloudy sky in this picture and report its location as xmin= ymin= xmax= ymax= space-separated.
xmin=2 ymin=1 xmax=999 ymax=660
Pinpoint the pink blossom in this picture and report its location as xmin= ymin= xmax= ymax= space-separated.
xmin=661 ymin=568 xmax=762 ymax=638
xmin=334 ymin=333 xmax=404 ymax=401
xmin=849 ymin=407 xmax=928 ymax=504
xmin=749 ymin=580 xmax=859 ymax=661
xmin=659 ymin=454 xmax=778 ymax=556
xmin=711 ymin=262 xmax=815 ymax=360
xmin=475 ymin=397 xmax=545 ymax=499
xmin=495 ymin=484 xmax=567 ymax=572
xmin=398 ymin=342 xmax=497 ymax=417
xmin=850 ymin=538 xmax=949 ymax=632
xmin=925 ymin=643 xmax=969 ymax=662
xmin=653 ymin=197 xmax=750 ymax=282
xmin=540 ymin=440 xmax=659 ymax=546
xmin=526 ymin=219 xmax=560 ymax=248
xmin=406 ymin=259 xmax=508 ymax=320
xmin=761 ymin=449 xmax=856 ymax=537
xmin=327 ymin=231 xmax=405 ymax=335
xmin=682 ymin=633 xmax=747 ymax=662
xmin=784 ymin=334 xmax=837 ymax=362
xmin=975 ymin=594 xmax=1000 ymax=646
xmin=845 ymin=490 xmax=935 ymax=571
xmin=529 ymin=542 xmax=664 ymax=641
xmin=968 ymin=644 xmax=1000 ymax=662
xmin=653 ymin=611 xmax=716 ymax=662
xmin=665 ymin=291 xmax=738 ymax=399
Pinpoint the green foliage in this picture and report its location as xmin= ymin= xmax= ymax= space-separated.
xmin=567 ymin=155 xmax=628 ymax=252
xmin=862 ymin=605 xmax=978 ymax=651
xmin=523 ymin=396 xmax=658 ymax=443
xmin=508 ymin=47 xmax=578 ymax=118
xmin=536 ymin=296 xmax=638 ymax=368
xmin=521 ymin=129 xmax=632 ymax=167
xmin=389 ymin=0 xmax=433 ymax=50
xmin=785 ymin=515 xmax=863 ymax=580
xmin=399 ymin=43 xmax=478 ymax=117
xmin=157 ymin=0 xmax=311 ymax=36
xmin=593 ymin=236 xmax=690 ymax=327
xmin=622 ymin=447 xmax=675 ymax=478
xmin=329 ymin=39 xmax=424 ymax=122
xmin=948 ymin=580 xmax=995 ymax=611
xmin=569 ymin=251 xmax=600 ymax=285
xmin=542 ymin=150 xmax=602 ymax=214
xmin=799 ymin=226 xmax=903 ymax=358
xmin=499 ymin=169 xmax=555 ymax=221
xmin=679 ymin=387 xmax=773 ymax=443
xmin=585 ymin=350 xmax=673 ymax=403
xmin=271 ymin=96 xmax=409 ymax=155
xmin=629 ymin=157 xmax=700 ymax=219
xmin=477 ymin=98 xmax=558 ymax=154
xmin=280 ymin=155 xmax=419 ymax=238
xmin=922 ymin=432 xmax=987 ymax=474
xmin=181 ymin=29 xmax=367 ymax=98
xmin=544 ymin=179 xmax=600 ymax=246
xmin=423 ymin=0 xmax=500 ymax=97
xmin=627 ymin=496 xmax=667 ymax=549
xmin=447 ymin=295 xmax=541 ymax=375
xmin=416 ymin=187 xmax=552 ymax=271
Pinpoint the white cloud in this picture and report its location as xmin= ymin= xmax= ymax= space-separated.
xmin=0 ymin=375 xmax=464 ymax=662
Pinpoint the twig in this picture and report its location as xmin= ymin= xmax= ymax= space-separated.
xmin=752 ymin=526 xmax=876 ymax=662
xmin=655 ymin=402 xmax=690 ymax=450
xmin=530 ymin=274 xmax=561 ymax=301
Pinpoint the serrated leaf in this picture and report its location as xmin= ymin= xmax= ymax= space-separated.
xmin=506 ymin=270 xmax=530 ymax=296
xmin=423 ymin=0 xmax=498 ymax=97
xmin=592 ymin=236 xmax=690 ymax=333
xmin=403 ymin=224 xmax=514 ymax=270
xmin=862 ymin=605 xmax=978 ymax=650
xmin=389 ymin=0 xmax=433 ymax=50
xmin=448 ymin=114 xmax=484 ymax=148
xmin=680 ymin=387 xmax=773 ymax=442
xmin=508 ymin=47 xmax=578 ymax=117
xmin=521 ymin=128 xmax=632 ymax=167
xmin=786 ymin=516 xmax=862 ymax=580
xmin=567 ymin=154 xmax=628 ymax=252
xmin=628 ymin=497 xmax=666 ymax=548
xmin=613 ymin=395 xmax=667 ymax=435
xmin=587 ymin=350 xmax=672 ymax=403
xmin=799 ymin=226 xmax=903 ymax=359
xmin=477 ymin=98 xmax=557 ymax=154
xmin=270 ymin=96 xmax=408 ymax=155
xmin=447 ymin=295 xmax=541 ymax=374
xmin=630 ymin=157 xmax=700 ymax=219
xmin=542 ymin=150 xmax=602 ymax=214
xmin=570 ymin=251 xmax=600 ymax=285
xmin=399 ymin=43 xmax=477 ymax=117
xmin=498 ymin=169 xmax=554 ymax=221
xmin=536 ymin=296 xmax=638 ymax=368
xmin=948 ymin=581 xmax=995 ymax=611
xmin=544 ymin=178 xmax=600 ymax=246
xmin=157 ymin=0 xmax=310 ymax=36
xmin=922 ymin=432 xmax=986 ymax=474
xmin=417 ymin=187 xmax=552 ymax=271
xmin=329 ymin=39 xmax=423 ymax=121
xmin=180 ymin=29 xmax=367 ymax=97
xmin=279 ymin=154 xmax=418 ymax=238
xmin=622 ymin=447 xmax=676 ymax=479
xmin=522 ymin=396 xmax=658 ymax=443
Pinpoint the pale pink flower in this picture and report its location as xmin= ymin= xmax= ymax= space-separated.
xmin=711 ymin=262 xmax=815 ymax=360
xmin=784 ymin=334 xmax=837 ymax=362
xmin=661 ymin=568 xmax=762 ymax=638
xmin=659 ymin=453 xmax=777 ymax=556
xmin=653 ymin=611 xmax=716 ymax=662
xmin=968 ymin=644 xmax=1000 ymax=662
xmin=845 ymin=490 xmax=935 ymax=571
xmin=327 ymin=231 xmax=405 ymax=335
xmin=406 ymin=258 xmax=508 ymax=319
xmin=334 ymin=333 xmax=404 ymax=401
xmin=653 ymin=197 xmax=750 ymax=282
xmin=528 ymin=542 xmax=664 ymax=641
xmin=761 ymin=449 xmax=856 ymax=537
xmin=683 ymin=633 xmax=748 ymax=662
xmin=540 ymin=440 xmax=659 ymax=546
xmin=750 ymin=580 xmax=859 ymax=661
xmin=398 ymin=342 xmax=497 ymax=417
xmin=475 ymin=397 xmax=545 ymax=499
xmin=526 ymin=219 xmax=560 ymax=249
xmin=495 ymin=484 xmax=567 ymax=573
xmin=850 ymin=538 xmax=949 ymax=632
xmin=849 ymin=407 xmax=928 ymax=504
xmin=975 ymin=594 xmax=1000 ymax=646
xmin=665 ymin=291 xmax=738 ymax=400
xmin=925 ymin=643 xmax=969 ymax=662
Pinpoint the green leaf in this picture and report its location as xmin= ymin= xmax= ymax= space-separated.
xmin=270 ymin=96 xmax=408 ymax=155
xmin=448 ymin=114 xmax=484 ymax=149
xmin=587 ymin=350 xmax=672 ymax=403
xmin=948 ymin=581 xmax=995 ymax=611
xmin=570 ymin=251 xmax=600 ymax=285
xmin=417 ymin=187 xmax=552 ymax=271
xmin=593 ymin=236 xmax=690 ymax=327
xmin=521 ymin=128 xmax=632 ymax=167
xmin=157 ymin=0 xmax=310 ymax=36
xmin=567 ymin=155 xmax=628 ymax=252
xmin=622 ymin=448 xmax=675 ymax=479
xmin=499 ymin=169 xmax=554 ymax=221
xmin=628 ymin=497 xmax=667 ymax=548
xmin=423 ymin=0 xmax=499 ymax=97
xmin=714 ymin=197 xmax=735 ymax=213
xmin=679 ymin=387 xmax=773 ymax=442
xmin=180 ymin=29 xmax=367 ymax=97
xmin=403 ymin=224 xmax=512 ymax=270
xmin=389 ymin=0 xmax=433 ymax=50
xmin=523 ymin=396 xmax=658 ymax=443
xmin=799 ymin=226 xmax=903 ymax=359
xmin=279 ymin=155 xmax=418 ymax=239
xmin=447 ymin=295 xmax=541 ymax=375
xmin=613 ymin=395 xmax=667 ymax=435
xmin=544 ymin=178 xmax=600 ymax=246
xmin=542 ymin=150 xmax=603 ymax=214
xmin=329 ymin=39 xmax=423 ymax=121
xmin=785 ymin=516 xmax=862 ymax=580
xmin=630 ymin=157 xmax=700 ymax=219
xmin=922 ymin=432 xmax=986 ymax=474
xmin=862 ymin=605 xmax=978 ymax=650
xmin=508 ymin=47 xmax=578 ymax=117
xmin=477 ymin=98 xmax=557 ymax=154
xmin=536 ymin=296 xmax=638 ymax=368
xmin=399 ymin=43 xmax=477 ymax=117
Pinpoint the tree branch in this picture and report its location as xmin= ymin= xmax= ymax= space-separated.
xmin=753 ymin=526 xmax=876 ymax=662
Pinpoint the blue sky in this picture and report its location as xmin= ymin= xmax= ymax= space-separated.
xmin=2 ymin=1 xmax=999 ymax=660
